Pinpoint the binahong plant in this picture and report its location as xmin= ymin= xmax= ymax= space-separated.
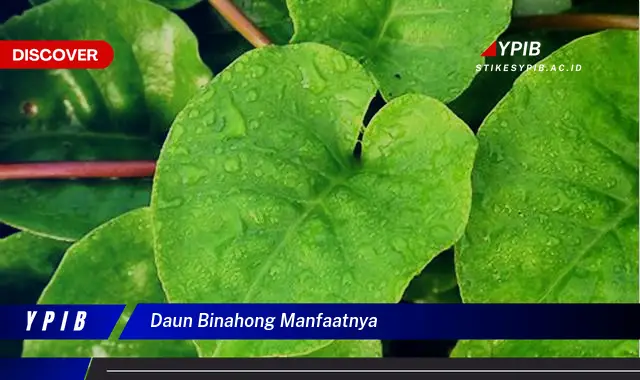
xmin=0 ymin=0 xmax=638 ymax=358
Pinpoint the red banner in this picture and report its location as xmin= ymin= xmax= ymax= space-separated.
xmin=0 ymin=40 xmax=114 ymax=69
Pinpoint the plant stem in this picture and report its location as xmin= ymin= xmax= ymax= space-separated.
xmin=512 ymin=14 xmax=639 ymax=31
xmin=207 ymin=0 xmax=272 ymax=48
xmin=0 ymin=161 xmax=156 ymax=180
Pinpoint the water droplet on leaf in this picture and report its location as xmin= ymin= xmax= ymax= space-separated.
xmin=253 ymin=65 xmax=267 ymax=77
xmin=332 ymin=55 xmax=348 ymax=72
xmin=224 ymin=158 xmax=241 ymax=172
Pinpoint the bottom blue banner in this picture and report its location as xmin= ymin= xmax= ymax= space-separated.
xmin=120 ymin=303 xmax=640 ymax=340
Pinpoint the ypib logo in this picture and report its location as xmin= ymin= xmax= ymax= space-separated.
xmin=481 ymin=40 xmax=541 ymax=57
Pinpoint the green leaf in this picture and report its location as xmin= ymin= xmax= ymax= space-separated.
xmin=0 ymin=0 xmax=212 ymax=241
xmin=300 ymin=340 xmax=382 ymax=357
xmin=512 ymin=0 xmax=571 ymax=16
xmin=288 ymin=0 xmax=512 ymax=101
xmin=453 ymin=340 xmax=639 ymax=358
xmin=232 ymin=0 xmax=293 ymax=44
xmin=0 ymin=232 xmax=70 ymax=304
xmin=152 ymin=0 xmax=202 ymax=9
xmin=152 ymin=43 xmax=477 ymax=357
xmin=0 ymin=181 xmax=155 ymax=242
xmin=454 ymin=30 xmax=639 ymax=357
xmin=0 ymin=232 xmax=69 ymax=356
xmin=29 ymin=0 xmax=202 ymax=10
xmin=22 ymin=208 xmax=197 ymax=358
xmin=403 ymin=250 xmax=461 ymax=304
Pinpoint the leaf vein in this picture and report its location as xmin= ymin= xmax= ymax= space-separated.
xmin=536 ymin=203 xmax=637 ymax=302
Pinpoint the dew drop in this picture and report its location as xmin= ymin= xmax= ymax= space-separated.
xmin=221 ymin=101 xmax=248 ymax=139
xmin=173 ymin=146 xmax=189 ymax=156
xmin=159 ymin=197 xmax=185 ymax=209
xmin=391 ymin=238 xmax=408 ymax=252
xmin=246 ymin=90 xmax=258 ymax=102
xmin=332 ymin=54 xmax=348 ymax=72
xmin=253 ymin=65 xmax=267 ymax=77
xmin=546 ymin=237 xmax=560 ymax=246
xmin=224 ymin=158 xmax=241 ymax=172
xmin=220 ymin=72 xmax=231 ymax=82
xmin=170 ymin=124 xmax=184 ymax=140
xmin=182 ymin=165 xmax=208 ymax=184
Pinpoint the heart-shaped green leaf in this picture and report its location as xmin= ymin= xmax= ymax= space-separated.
xmin=454 ymin=30 xmax=639 ymax=357
xmin=152 ymin=43 xmax=477 ymax=357
xmin=287 ymin=0 xmax=511 ymax=101
xmin=22 ymin=208 xmax=198 ymax=358
xmin=0 ymin=0 xmax=212 ymax=241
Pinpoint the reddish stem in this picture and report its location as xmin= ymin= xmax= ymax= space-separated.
xmin=513 ymin=14 xmax=639 ymax=31
xmin=207 ymin=0 xmax=272 ymax=48
xmin=0 ymin=161 xmax=156 ymax=180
